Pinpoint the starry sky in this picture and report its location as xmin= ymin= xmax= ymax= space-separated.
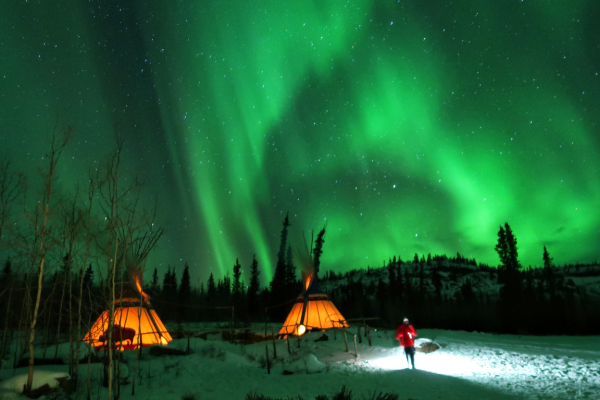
xmin=1 ymin=0 xmax=599 ymax=285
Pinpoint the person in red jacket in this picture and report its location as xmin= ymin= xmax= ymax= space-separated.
xmin=395 ymin=317 xmax=417 ymax=369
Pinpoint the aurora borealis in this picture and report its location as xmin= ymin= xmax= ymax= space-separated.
xmin=1 ymin=0 xmax=599 ymax=283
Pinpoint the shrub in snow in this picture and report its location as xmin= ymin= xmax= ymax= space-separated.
xmin=245 ymin=390 xmax=309 ymax=400
xmin=149 ymin=345 xmax=186 ymax=356
xmin=284 ymin=354 xmax=326 ymax=374
xmin=198 ymin=344 xmax=225 ymax=360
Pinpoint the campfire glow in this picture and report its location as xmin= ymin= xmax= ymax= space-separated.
xmin=135 ymin=277 xmax=150 ymax=303
xmin=305 ymin=273 xmax=312 ymax=290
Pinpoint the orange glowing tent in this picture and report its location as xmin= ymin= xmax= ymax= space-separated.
xmin=84 ymin=280 xmax=172 ymax=350
xmin=279 ymin=273 xmax=348 ymax=338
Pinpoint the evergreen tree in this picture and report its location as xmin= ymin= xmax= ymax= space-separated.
xmin=2 ymin=258 xmax=12 ymax=276
xmin=151 ymin=267 xmax=159 ymax=291
xmin=179 ymin=264 xmax=191 ymax=298
xmin=413 ymin=253 xmax=419 ymax=264
xmin=247 ymin=255 xmax=260 ymax=319
xmin=207 ymin=272 xmax=216 ymax=302
xmin=232 ymin=258 xmax=242 ymax=297
xmin=542 ymin=246 xmax=556 ymax=300
xmin=404 ymin=268 xmax=412 ymax=297
xmin=418 ymin=264 xmax=425 ymax=300
xmin=460 ymin=278 xmax=475 ymax=303
xmin=162 ymin=266 xmax=172 ymax=294
xmin=495 ymin=226 xmax=509 ymax=278
xmin=178 ymin=263 xmax=191 ymax=321
xmin=388 ymin=258 xmax=397 ymax=297
xmin=284 ymin=245 xmax=296 ymax=290
xmin=543 ymin=246 xmax=553 ymax=269
xmin=505 ymin=223 xmax=520 ymax=270
xmin=313 ymin=227 xmax=326 ymax=275
xmin=495 ymin=222 xmax=522 ymax=332
xmin=426 ymin=253 xmax=432 ymax=266
xmin=270 ymin=214 xmax=291 ymax=318
xmin=431 ymin=265 xmax=442 ymax=300
xmin=83 ymin=263 xmax=94 ymax=288
xmin=396 ymin=262 xmax=404 ymax=300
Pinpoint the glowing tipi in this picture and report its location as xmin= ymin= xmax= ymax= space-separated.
xmin=278 ymin=272 xmax=348 ymax=337
xmin=278 ymin=227 xmax=349 ymax=338
xmin=83 ymin=278 xmax=172 ymax=350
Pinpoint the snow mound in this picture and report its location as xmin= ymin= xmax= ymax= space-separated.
xmin=284 ymin=354 xmax=326 ymax=374
xmin=33 ymin=342 xmax=91 ymax=364
xmin=0 ymin=370 xmax=69 ymax=394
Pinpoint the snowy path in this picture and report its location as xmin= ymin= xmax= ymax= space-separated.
xmin=1 ymin=328 xmax=598 ymax=399
xmin=368 ymin=330 xmax=600 ymax=399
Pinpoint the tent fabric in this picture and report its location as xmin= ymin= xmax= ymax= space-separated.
xmin=278 ymin=294 xmax=348 ymax=337
xmin=84 ymin=306 xmax=172 ymax=349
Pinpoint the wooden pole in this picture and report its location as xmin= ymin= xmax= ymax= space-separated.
xmin=270 ymin=327 xmax=277 ymax=359
xmin=344 ymin=332 xmax=349 ymax=353
xmin=265 ymin=344 xmax=270 ymax=375
xmin=366 ymin=324 xmax=372 ymax=346
xmin=357 ymin=324 xmax=362 ymax=344
xmin=286 ymin=335 xmax=291 ymax=355
xmin=354 ymin=335 xmax=358 ymax=358
xmin=297 ymin=333 xmax=300 ymax=349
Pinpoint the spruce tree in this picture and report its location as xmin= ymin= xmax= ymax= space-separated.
xmin=270 ymin=214 xmax=291 ymax=319
xmin=247 ymin=255 xmax=260 ymax=319
xmin=284 ymin=245 xmax=296 ymax=292
xmin=232 ymin=258 xmax=242 ymax=298
xmin=162 ymin=266 xmax=172 ymax=295
xmin=178 ymin=264 xmax=191 ymax=321
xmin=313 ymin=227 xmax=326 ymax=276
xmin=83 ymin=264 xmax=94 ymax=288
xmin=207 ymin=272 xmax=216 ymax=302
xmin=2 ymin=259 xmax=12 ymax=276
xmin=543 ymin=246 xmax=556 ymax=300
xmin=495 ymin=222 xmax=522 ymax=332
xmin=388 ymin=258 xmax=397 ymax=297
xmin=431 ymin=265 xmax=442 ymax=300
xmin=495 ymin=226 xmax=509 ymax=273
xmin=179 ymin=264 xmax=191 ymax=298
xmin=151 ymin=267 xmax=159 ymax=291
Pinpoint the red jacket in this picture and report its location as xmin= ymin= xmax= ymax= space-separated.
xmin=395 ymin=324 xmax=417 ymax=347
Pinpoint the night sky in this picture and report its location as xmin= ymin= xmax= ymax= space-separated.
xmin=2 ymin=0 xmax=599 ymax=284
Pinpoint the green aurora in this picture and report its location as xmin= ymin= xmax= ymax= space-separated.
xmin=1 ymin=0 xmax=599 ymax=283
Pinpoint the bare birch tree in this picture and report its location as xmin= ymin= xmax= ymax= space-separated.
xmin=25 ymin=125 xmax=72 ymax=393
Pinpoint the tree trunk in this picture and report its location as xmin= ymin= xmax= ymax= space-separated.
xmin=54 ymin=273 xmax=67 ymax=359
xmin=0 ymin=285 xmax=13 ymax=363
xmin=42 ymin=278 xmax=58 ymax=359
xmin=26 ymin=253 xmax=47 ymax=391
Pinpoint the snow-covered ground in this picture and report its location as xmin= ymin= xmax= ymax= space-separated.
xmin=1 ymin=327 xmax=599 ymax=399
